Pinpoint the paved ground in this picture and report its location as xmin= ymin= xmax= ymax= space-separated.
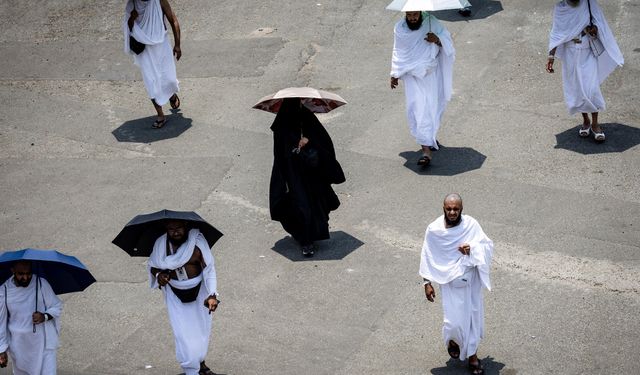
xmin=1 ymin=0 xmax=639 ymax=374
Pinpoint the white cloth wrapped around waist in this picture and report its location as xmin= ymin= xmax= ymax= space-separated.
xmin=168 ymin=274 xmax=203 ymax=290
xmin=449 ymin=266 xmax=477 ymax=288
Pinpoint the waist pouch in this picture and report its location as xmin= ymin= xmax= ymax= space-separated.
xmin=170 ymin=282 xmax=201 ymax=303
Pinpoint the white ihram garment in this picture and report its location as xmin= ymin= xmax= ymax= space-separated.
xmin=548 ymin=0 xmax=623 ymax=115
xmin=0 ymin=276 xmax=62 ymax=375
xmin=123 ymin=0 xmax=179 ymax=106
xmin=148 ymin=229 xmax=218 ymax=375
xmin=391 ymin=13 xmax=454 ymax=148
xmin=419 ymin=215 xmax=493 ymax=360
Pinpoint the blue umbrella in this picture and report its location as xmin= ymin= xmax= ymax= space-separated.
xmin=0 ymin=248 xmax=96 ymax=295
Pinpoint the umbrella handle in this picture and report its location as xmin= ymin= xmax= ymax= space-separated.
xmin=33 ymin=273 xmax=39 ymax=333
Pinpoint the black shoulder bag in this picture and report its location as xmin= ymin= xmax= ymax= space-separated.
xmin=129 ymin=1 xmax=146 ymax=55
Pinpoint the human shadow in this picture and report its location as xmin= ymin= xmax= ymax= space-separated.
xmin=431 ymin=356 xmax=506 ymax=374
xmin=554 ymin=123 xmax=640 ymax=154
xmin=399 ymin=146 xmax=486 ymax=176
xmin=431 ymin=0 xmax=503 ymax=22
xmin=271 ymin=231 xmax=364 ymax=262
xmin=112 ymin=110 xmax=192 ymax=143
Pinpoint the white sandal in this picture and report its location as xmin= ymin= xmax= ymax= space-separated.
xmin=579 ymin=125 xmax=591 ymax=137
xmin=592 ymin=126 xmax=605 ymax=142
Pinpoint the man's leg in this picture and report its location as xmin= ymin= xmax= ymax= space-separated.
xmin=590 ymin=112 xmax=605 ymax=141
xmin=468 ymin=353 xmax=484 ymax=374
xmin=581 ymin=113 xmax=590 ymax=129
xmin=151 ymin=99 xmax=166 ymax=128
xmin=421 ymin=145 xmax=432 ymax=161
xmin=591 ymin=112 xmax=600 ymax=132
xmin=41 ymin=349 xmax=57 ymax=375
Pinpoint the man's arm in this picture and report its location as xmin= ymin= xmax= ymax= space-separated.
xmin=0 ymin=289 xmax=9 ymax=367
xmin=160 ymin=0 xmax=181 ymax=60
xmin=425 ymin=32 xmax=442 ymax=47
xmin=196 ymin=247 xmax=219 ymax=314
xmin=390 ymin=76 xmax=399 ymax=89
xmin=547 ymin=47 xmax=557 ymax=73
xmin=423 ymin=279 xmax=436 ymax=302
xmin=150 ymin=267 xmax=170 ymax=287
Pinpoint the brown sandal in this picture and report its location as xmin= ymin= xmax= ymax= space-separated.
xmin=152 ymin=117 xmax=167 ymax=129
xmin=170 ymin=94 xmax=181 ymax=110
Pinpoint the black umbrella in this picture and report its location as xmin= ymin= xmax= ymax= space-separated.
xmin=112 ymin=210 xmax=223 ymax=257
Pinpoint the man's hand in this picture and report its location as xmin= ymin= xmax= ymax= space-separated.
xmin=546 ymin=58 xmax=555 ymax=73
xmin=156 ymin=271 xmax=170 ymax=287
xmin=425 ymin=32 xmax=441 ymax=46
xmin=127 ymin=9 xmax=138 ymax=31
xmin=424 ymin=283 xmax=436 ymax=302
xmin=458 ymin=243 xmax=471 ymax=256
xmin=390 ymin=77 xmax=399 ymax=89
xmin=0 ymin=352 xmax=8 ymax=368
xmin=32 ymin=311 xmax=46 ymax=324
xmin=204 ymin=295 xmax=219 ymax=314
xmin=585 ymin=25 xmax=598 ymax=37
xmin=173 ymin=45 xmax=182 ymax=61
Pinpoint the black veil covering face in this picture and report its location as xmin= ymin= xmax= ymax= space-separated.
xmin=269 ymin=98 xmax=345 ymax=246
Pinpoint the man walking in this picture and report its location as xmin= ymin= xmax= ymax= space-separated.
xmin=148 ymin=220 xmax=219 ymax=375
xmin=419 ymin=194 xmax=493 ymax=375
xmin=0 ymin=261 xmax=63 ymax=374
xmin=546 ymin=0 xmax=624 ymax=142
xmin=124 ymin=0 xmax=182 ymax=129
xmin=390 ymin=11 xmax=455 ymax=166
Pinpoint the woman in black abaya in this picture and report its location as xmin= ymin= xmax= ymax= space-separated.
xmin=269 ymin=98 xmax=346 ymax=257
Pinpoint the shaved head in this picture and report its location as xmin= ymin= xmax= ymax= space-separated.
xmin=443 ymin=193 xmax=463 ymax=227
xmin=443 ymin=193 xmax=462 ymax=206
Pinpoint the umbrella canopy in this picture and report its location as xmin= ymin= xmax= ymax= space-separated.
xmin=386 ymin=0 xmax=471 ymax=12
xmin=253 ymin=87 xmax=347 ymax=114
xmin=112 ymin=209 xmax=223 ymax=257
xmin=0 ymin=248 xmax=96 ymax=295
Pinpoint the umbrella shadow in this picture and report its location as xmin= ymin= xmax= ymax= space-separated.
xmin=431 ymin=0 xmax=503 ymax=21
xmin=271 ymin=231 xmax=364 ymax=262
xmin=431 ymin=356 xmax=506 ymax=375
xmin=112 ymin=110 xmax=192 ymax=143
xmin=554 ymin=123 xmax=640 ymax=154
xmin=399 ymin=145 xmax=486 ymax=176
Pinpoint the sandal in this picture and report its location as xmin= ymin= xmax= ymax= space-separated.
xmin=447 ymin=340 xmax=460 ymax=359
xmin=152 ymin=117 xmax=167 ymax=129
xmin=468 ymin=358 xmax=484 ymax=374
xmin=301 ymin=244 xmax=315 ymax=257
xmin=579 ymin=125 xmax=591 ymax=137
xmin=199 ymin=361 xmax=215 ymax=375
xmin=417 ymin=155 xmax=431 ymax=167
xmin=170 ymin=94 xmax=181 ymax=110
xmin=591 ymin=126 xmax=605 ymax=142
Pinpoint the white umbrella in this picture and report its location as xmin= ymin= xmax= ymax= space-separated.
xmin=253 ymin=87 xmax=347 ymax=114
xmin=386 ymin=0 xmax=471 ymax=12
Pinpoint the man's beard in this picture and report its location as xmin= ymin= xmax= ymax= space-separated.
xmin=407 ymin=15 xmax=423 ymax=31
xmin=445 ymin=214 xmax=462 ymax=227
xmin=169 ymin=237 xmax=187 ymax=248
xmin=567 ymin=0 xmax=580 ymax=7
xmin=15 ymin=277 xmax=31 ymax=287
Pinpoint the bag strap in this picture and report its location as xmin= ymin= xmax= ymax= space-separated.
xmin=4 ymin=284 xmax=9 ymax=319
xmin=587 ymin=0 xmax=594 ymax=27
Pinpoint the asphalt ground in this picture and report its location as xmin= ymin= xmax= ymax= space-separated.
xmin=0 ymin=0 xmax=639 ymax=374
